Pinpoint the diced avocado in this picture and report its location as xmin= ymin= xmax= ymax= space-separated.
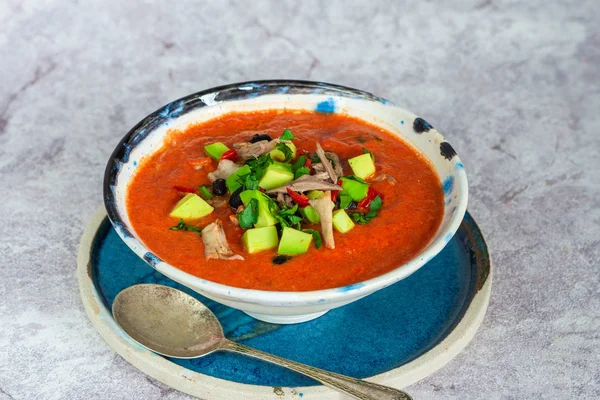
xmin=240 ymin=190 xmax=277 ymax=227
xmin=242 ymin=226 xmax=279 ymax=254
xmin=332 ymin=209 xmax=355 ymax=233
xmin=306 ymin=190 xmax=325 ymax=200
xmin=258 ymin=162 xmax=294 ymax=190
xmin=348 ymin=153 xmax=376 ymax=179
xmin=278 ymin=227 xmax=313 ymax=255
xmin=300 ymin=206 xmax=321 ymax=223
xmin=204 ymin=142 xmax=230 ymax=160
xmin=269 ymin=142 xmax=297 ymax=162
xmin=226 ymin=165 xmax=252 ymax=193
xmin=169 ymin=193 xmax=214 ymax=219
xmin=340 ymin=177 xmax=369 ymax=201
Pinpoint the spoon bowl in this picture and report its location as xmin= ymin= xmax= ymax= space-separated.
xmin=113 ymin=284 xmax=412 ymax=400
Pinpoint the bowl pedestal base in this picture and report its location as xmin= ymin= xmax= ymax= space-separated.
xmin=244 ymin=310 xmax=328 ymax=324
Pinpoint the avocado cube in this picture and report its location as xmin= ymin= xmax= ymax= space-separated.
xmin=240 ymin=190 xmax=277 ymax=227
xmin=204 ymin=142 xmax=230 ymax=160
xmin=340 ymin=177 xmax=369 ymax=201
xmin=306 ymin=190 xmax=325 ymax=200
xmin=332 ymin=209 xmax=355 ymax=233
xmin=278 ymin=227 xmax=313 ymax=255
xmin=269 ymin=142 xmax=297 ymax=162
xmin=258 ymin=162 xmax=294 ymax=190
xmin=348 ymin=153 xmax=376 ymax=179
xmin=226 ymin=165 xmax=252 ymax=193
xmin=300 ymin=206 xmax=320 ymax=223
xmin=242 ymin=226 xmax=279 ymax=254
xmin=169 ymin=193 xmax=214 ymax=219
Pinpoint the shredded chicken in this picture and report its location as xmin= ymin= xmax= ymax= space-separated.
xmin=208 ymin=159 xmax=240 ymax=182
xmin=297 ymin=172 xmax=330 ymax=181
xmin=201 ymin=219 xmax=244 ymax=261
xmin=324 ymin=151 xmax=344 ymax=177
xmin=233 ymin=139 xmax=280 ymax=160
xmin=315 ymin=142 xmax=337 ymax=183
xmin=277 ymin=192 xmax=294 ymax=208
xmin=372 ymin=173 xmax=397 ymax=185
xmin=266 ymin=175 xmax=342 ymax=194
xmin=310 ymin=191 xmax=335 ymax=249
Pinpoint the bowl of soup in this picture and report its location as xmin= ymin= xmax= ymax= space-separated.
xmin=104 ymin=80 xmax=467 ymax=323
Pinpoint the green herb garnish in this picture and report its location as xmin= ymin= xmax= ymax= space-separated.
xmin=372 ymin=135 xmax=383 ymax=142
xmin=302 ymin=229 xmax=323 ymax=249
xmin=339 ymin=192 xmax=352 ymax=209
xmin=266 ymin=199 xmax=302 ymax=229
xmin=238 ymin=198 xmax=259 ymax=229
xmin=292 ymin=156 xmax=306 ymax=171
xmin=294 ymin=166 xmax=310 ymax=179
xmin=280 ymin=128 xmax=294 ymax=140
xmin=169 ymin=219 xmax=203 ymax=234
xmin=349 ymin=195 xmax=383 ymax=225
xmin=198 ymin=185 xmax=213 ymax=200
xmin=355 ymin=136 xmax=366 ymax=143
xmin=343 ymin=175 xmax=368 ymax=184
xmin=275 ymin=142 xmax=293 ymax=162
xmin=362 ymin=147 xmax=374 ymax=161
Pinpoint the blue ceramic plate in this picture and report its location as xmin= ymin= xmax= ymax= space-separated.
xmin=78 ymin=208 xmax=491 ymax=399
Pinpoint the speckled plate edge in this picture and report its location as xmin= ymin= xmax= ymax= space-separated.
xmin=78 ymin=206 xmax=492 ymax=399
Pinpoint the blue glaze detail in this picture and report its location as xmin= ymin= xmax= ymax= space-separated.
xmin=299 ymin=393 xmax=303 ymax=397
xmin=338 ymin=282 xmax=365 ymax=292
xmin=315 ymin=98 xmax=336 ymax=113
xmin=455 ymin=162 xmax=464 ymax=170
xmin=133 ymin=161 xmax=137 ymax=167
xmin=91 ymin=216 xmax=476 ymax=387
xmin=238 ymin=83 xmax=265 ymax=90
xmin=400 ymin=120 xmax=405 ymax=125
xmin=277 ymin=86 xmax=291 ymax=94
xmin=159 ymin=100 xmax=185 ymax=119
xmin=442 ymin=176 xmax=455 ymax=196
xmin=143 ymin=252 xmax=162 ymax=267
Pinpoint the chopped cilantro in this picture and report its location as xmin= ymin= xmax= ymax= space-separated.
xmin=294 ymin=166 xmax=310 ymax=179
xmin=343 ymin=175 xmax=368 ymax=184
xmin=292 ymin=155 xmax=307 ymax=171
xmin=280 ymin=128 xmax=294 ymax=140
xmin=349 ymin=195 xmax=383 ymax=225
xmin=238 ymin=198 xmax=258 ymax=229
xmin=275 ymin=142 xmax=293 ymax=162
xmin=169 ymin=219 xmax=203 ymax=234
xmin=198 ymin=185 xmax=213 ymax=200
xmin=355 ymin=136 xmax=366 ymax=143
xmin=362 ymin=147 xmax=374 ymax=161
xmin=302 ymin=229 xmax=323 ymax=249
xmin=339 ymin=192 xmax=352 ymax=209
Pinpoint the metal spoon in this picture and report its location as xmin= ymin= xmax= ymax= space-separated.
xmin=112 ymin=284 xmax=412 ymax=400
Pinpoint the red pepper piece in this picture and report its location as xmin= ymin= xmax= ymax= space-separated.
xmin=331 ymin=179 xmax=343 ymax=203
xmin=297 ymin=148 xmax=309 ymax=156
xmin=173 ymin=185 xmax=197 ymax=193
xmin=259 ymin=187 xmax=266 ymax=193
xmin=220 ymin=149 xmax=239 ymax=162
xmin=286 ymin=188 xmax=310 ymax=207
xmin=304 ymin=156 xmax=312 ymax=169
xmin=358 ymin=186 xmax=383 ymax=208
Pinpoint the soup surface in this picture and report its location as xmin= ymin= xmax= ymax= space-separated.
xmin=126 ymin=110 xmax=444 ymax=291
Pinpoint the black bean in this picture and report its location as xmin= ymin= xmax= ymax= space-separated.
xmin=345 ymin=201 xmax=358 ymax=210
xmin=272 ymin=255 xmax=291 ymax=265
xmin=212 ymin=179 xmax=227 ymax=196
xmin=228 ymin=187 xmax=244 ymax=209
xmin=249 ymin=134 xmax=272 ymax=143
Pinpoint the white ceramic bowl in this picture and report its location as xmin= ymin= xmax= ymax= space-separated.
xmin=104 ymin=80 xmax=468 ymax=324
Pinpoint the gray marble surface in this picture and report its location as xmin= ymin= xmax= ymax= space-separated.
xmin=1 ymin=0 xmax=599 ymax=399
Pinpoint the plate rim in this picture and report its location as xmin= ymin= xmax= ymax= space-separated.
xmin=78 ymin=205 xmax=492 ymax=399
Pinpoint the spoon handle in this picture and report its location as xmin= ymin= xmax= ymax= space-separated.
xmin=220 ymin=340 xmax=412 ymax=400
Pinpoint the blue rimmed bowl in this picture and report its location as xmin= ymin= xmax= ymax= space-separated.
xmin=104 ymin=80 xmax=468 ymax=324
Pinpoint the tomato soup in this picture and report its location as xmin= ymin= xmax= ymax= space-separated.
xmin=126 ymin=110 xmax=444 ymax=291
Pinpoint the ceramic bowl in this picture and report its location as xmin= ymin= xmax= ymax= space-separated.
xmin=104 ymin=80 xmax=468 ymax=324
